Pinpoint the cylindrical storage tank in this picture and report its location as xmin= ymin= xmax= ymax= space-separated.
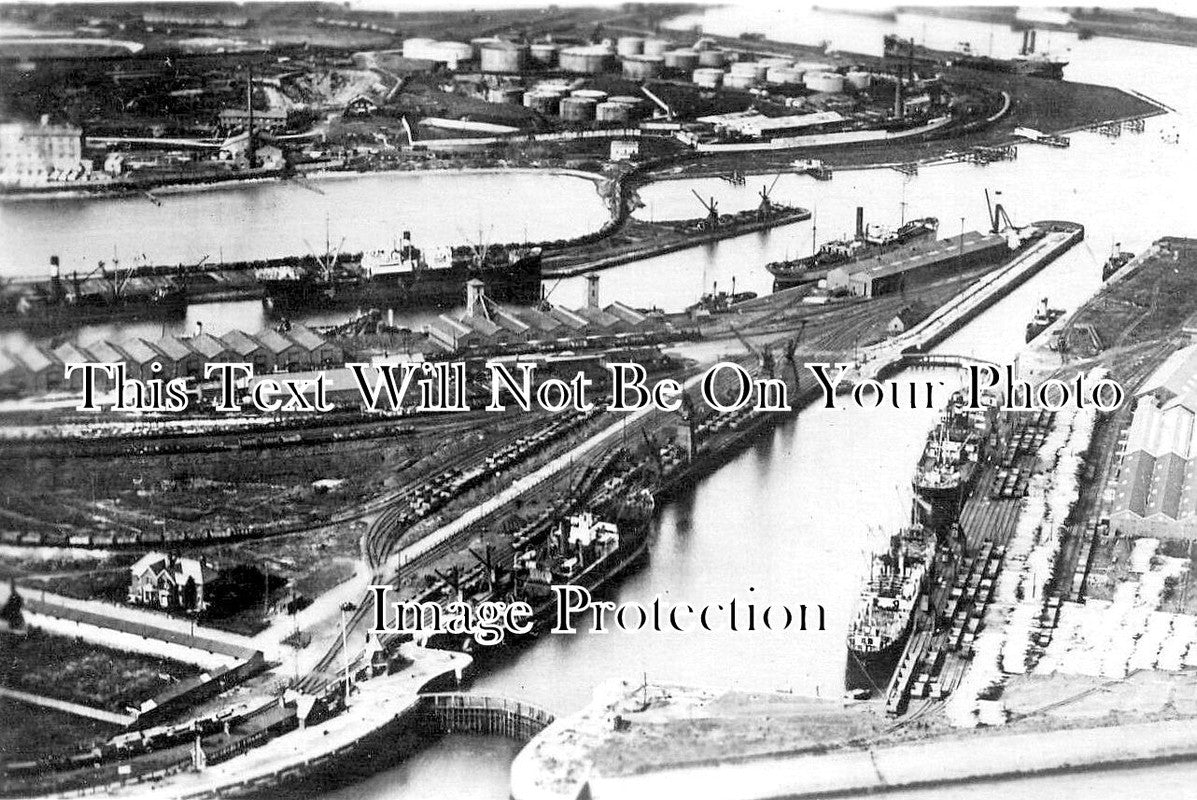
xmin=438 ymin=41 xmax=475 ymax=62
xmin=663 ymin=49 xmax=699 ymax=72
xmin=723 ymin=73 xmax=757 ymax=90
xmin=570 ymin=88 xmax=608 ymax=102
xmin=697 ymin=49 xmax=726 ymax=68
xmin=524 ymin=91 xmax=560 ymax=115
xmin=480 ymin=42 xmax=528 ymax=74
xmin=692 ymin=67 xmax=724 ymax=88
xmin=692 ymin=37 xmax=718 ymax=51
xmin=766 ymin=66 xmax=804 ymax=85
xmin=644 ymin=38 xmax=670 ymax=57
xmin=402 ymin=37 xmax=435 ymax=59
xmin=559 ymin=46 xmax=612 ymax=74
xmin=621 ymin=55 xmax=664 ymax=81
xmin=529 ymin=42 xmax=559 ymax=67
xmin=559 ymin=96 xmax=597 ymax=122
xmin=758 ymin=57 xmax=792 ymax=69
xmin=487 ymin=86 xmax=525 ymax=104
xmin=610 ymin=96 xmax=646 ymax=120
xmin=616 ymin=36 xmax=644 ymax=57
xmin=803 ymin=71 xmax=845 ymax=93
xmin=595 ymin=101 xmax=630 ymax=123
xmin=729 ymin=61 xmax=768 ymax=81
xmin=845 ymin=70 xmax=872 ymax=89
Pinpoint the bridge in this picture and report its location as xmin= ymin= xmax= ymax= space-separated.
xmin=419 ymin=692 xmax=555 ymax=742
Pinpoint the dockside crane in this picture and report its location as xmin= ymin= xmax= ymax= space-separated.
xmin=757 ymin=175 xmax=781 ymax=219
xmin=729 ymin=322 xmax=775 ymax=378
xmin=303 ymin=216 xmax=345 ymax=282
xmin=690 ymin=189 xmax=721 ymax=231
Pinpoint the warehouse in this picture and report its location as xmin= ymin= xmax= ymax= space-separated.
xmin=605 ymin=301 xmax=657 ymax=333
xmin=847 ymin=233 xmax=1010 ymax=298
xmin=252 ymin=329 xmax=305 ymax=372
xmin=153 ymin=335 xmax=197 ymax=379
xmin=696 ymin=110 xmax=845 ymax=138
xmin=514 ymin=306 xmax=565 ymax=340
xmin=221 ymin=329 xmax=270 ymax=373
xmin=284 ymin=324 xmax=342 ymax=368
xmin=428 ymin=315 xmax=483 ymax=352
xmin=1110 ymin=343 xmax=1197 ymax=540
xmin=53 ymin=341 xmax=93 ymax=390
xmin=80 ymin=340 xmax=131 ymax=390
xmin=119 ymin=338 xmax=168 ymax=381
xmin=188 ymin=331 xmax=239 ymax=369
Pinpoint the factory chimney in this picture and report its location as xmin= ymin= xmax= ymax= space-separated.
xmin=893 ymin=72 xmax=904 ymax=119
xmin=465 ymin=278 xmax=486 ymax=318
xmin=586 ymin=273 xmax=600 ymax=309
xmin=245 ymin=68 xmax=255 ymax=169
xmin=855 ymin=207 xmax=865 ymax=239
xmin=50 ymin=255 xmax=60 ymax=278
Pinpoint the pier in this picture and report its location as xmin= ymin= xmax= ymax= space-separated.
xmin=419 ymin=693 xmax=556 ymax=742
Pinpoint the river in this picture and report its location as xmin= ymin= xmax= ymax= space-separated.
xmin=8 ymin=5 xmax=1197 ymax=798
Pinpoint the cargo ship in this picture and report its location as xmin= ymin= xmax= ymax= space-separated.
xmin=0 ymin=258 xmax=187 ymax=331
xmin=1025 ymin=297 xmax=1066 ymax=342
xmin=768 ymin=211 xmax=939 ymax=290
xmin=260 ymin=232 xmax=543 ymax=311
xmin=1101 ymin=244 xmax=1134 ymax=281
xmin=845 ymin=524 xmax=938 ymax=695
xmin=421 ymin=496 xmax=653 ymax=654
xmin=883 ymin=33 xmax=1067 ymax=80
xmin=914 ymin=390 xmax=998 ymax=503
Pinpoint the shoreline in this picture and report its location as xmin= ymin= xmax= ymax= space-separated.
xmin=0 ymin=165 xmax=612 ymax=204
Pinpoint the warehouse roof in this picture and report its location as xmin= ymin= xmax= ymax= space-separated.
xmin=221 ymin=329 xmax=263 ymax=357
xmin=850 ymin=233 xmax=1007 ymax=282
xmin=285 ymin=324 xmax=326 ymax=351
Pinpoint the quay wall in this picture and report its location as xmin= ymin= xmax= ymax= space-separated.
xmin=418 ymin=693 xmax=556 ymax=742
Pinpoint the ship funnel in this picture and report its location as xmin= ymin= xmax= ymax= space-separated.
xmin=586 ymin=273 xmax=600 ymax=309
xmin=855 ymin=207 xmax=865 ymax=239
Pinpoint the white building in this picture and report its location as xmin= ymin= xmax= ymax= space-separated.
xmin=0 ymin=118 xmax=87 ymax=185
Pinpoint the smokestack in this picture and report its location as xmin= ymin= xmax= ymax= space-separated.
xmin=586 ymin=273 xmax=600 ymax=309
xmin=50 ymin=255 xmax=60 ymax=278
xmin=466 ymin=279 xmax=484 ymax=318
xmin=856 ymin=207 xmax=865 ymax=239
xmin=246 ymin=68 xmax=255 ymax=168
xmin=893 ymin=75 xmax=904 ymax=119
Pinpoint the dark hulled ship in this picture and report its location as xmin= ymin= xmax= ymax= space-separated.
xmin=883 ymin=33 xmax=1067 ymax=80
xmin=768 ymin=213 xmax=939 ymax=289
xmin=845 ymin=524 xmax=938 ymax=695
xmin=260 ymin=232 xmax=543 ymax=312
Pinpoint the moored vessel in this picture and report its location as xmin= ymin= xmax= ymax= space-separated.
xmin=768 ymin=210 xmax=939 ymax=289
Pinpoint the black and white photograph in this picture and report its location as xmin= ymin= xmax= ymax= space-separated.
xmin=0 ymin=1 xmax=1195 ymax=798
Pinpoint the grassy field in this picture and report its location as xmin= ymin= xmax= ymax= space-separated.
xmin=0 ymin=698 xmax=119 ymax=762
xmin=0 ymin=631 xmax=200 ymax=714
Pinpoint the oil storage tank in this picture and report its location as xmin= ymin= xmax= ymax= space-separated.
xmin=530 ymin=42 xmax=560 ymax=67
xmin=488 ymin=86 xmax=525 ymax=104
xmin=622 ymin=55 xmax=664 ymax=81
xmin=664 ymin=49 xmax=699 ymax=73
xmin=692 ymin=67 xmax=724 ymax=88
xmin=596 ymin=101 xmax=630 ymax=123
xmin=559 ymin=45 xmax=613 ymax=74
xmin=644 ymin=38 xmax=670 ymax=57
xmin=609 ymin=96 xmax=647 ymax=118
xmin=766 ymin=66 xmax=804 ymax=85
xmin=804 ymin=71 xmax=845 ymax=93
xmin=480 ymin=41 xmax=529 ymax=73
xmin=729 ymin=60 xmax=768 ymax=82
xmin=845 ymin=70 xmax=873 ymax=90
xmin=560 ymin=95 xmax=598 ymax=122
xmin=524 ymin=91 xmax=561 ymax=115
xmin=723 ymin=73 xmax=757 ymax=90
xmin=697 ymin=49 xmax=727 ymax=68
xmin=616 ymin=36 xmax=644 ymax=57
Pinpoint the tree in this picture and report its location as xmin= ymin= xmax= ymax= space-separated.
xmin=181 ymin=576 xmax=198 ymax=611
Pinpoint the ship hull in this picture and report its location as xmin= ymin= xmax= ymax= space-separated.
xmin=769 ymin=220 xmax=939 ymax=289
xmin=263 ymin=252 xmax=543 ymax=312
xmin=1 ymin=291 xmax=188 ymax=331
xmin=845 ymin=626 xmax=910 ymax=696
xmin=884 ymin=36 xmax=1066 ymax=80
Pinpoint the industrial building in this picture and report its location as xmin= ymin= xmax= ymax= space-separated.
xmin=0 ymin=118 xmax=87 ymax=185
xmin=846 ymin=233 xmax=1010 ymax=298
xmin=1110 ymin=344 xmax=1197 ymax=540
xmin=0 ymin=325 xmax=347 ymax=397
